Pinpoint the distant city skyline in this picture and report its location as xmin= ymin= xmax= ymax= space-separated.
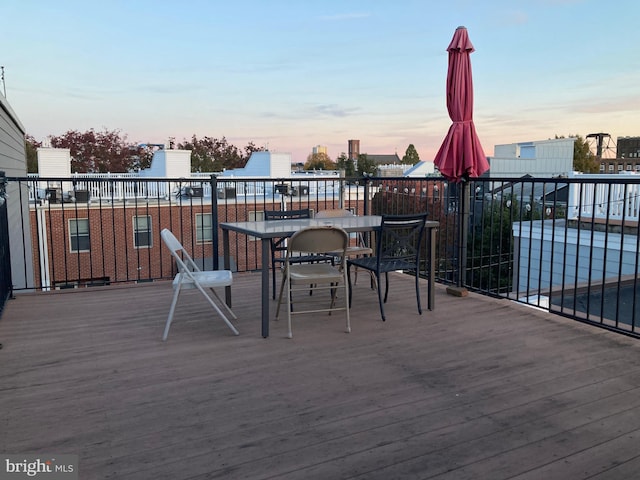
xmin=3 ymin=0 xmax=640 ymax=163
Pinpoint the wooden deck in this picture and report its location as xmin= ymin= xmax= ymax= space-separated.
xmin=2 ymin=273 xmax=640 ymax=479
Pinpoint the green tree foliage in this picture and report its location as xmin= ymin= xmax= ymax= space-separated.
xmin=335 ymin=152 xmax=355 ymax=176
xmin=304 ymin=152 xmax=335 ymax=170
xmin=48 ymin=128 xmax=153 ymax=173
xmin=555 ymin=134 xmax=599 ymax=173
xmin=402 ymin=144 xmax=420 ymax=165
xmin=571 ymin=134 xmax=599 ymax=173
xmin=468 ymin=195 xmax=517 ymax=292
xmin=467 ymin=192 xmax=540 ymax=292
xmin=25 ymin=134 xmax=41 ymax=173
xmin=356 ymin=153 xmax=377 ymax=176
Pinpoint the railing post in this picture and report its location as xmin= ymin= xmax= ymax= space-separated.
xmin=0 ymin=171 xmax=6 ymax=202
xmin=339 ymin=169 xmax=345 ymax=210
xmin=210 ymin=173 xmax=219 ymax=270
xmin=457 ymin=181 xmax=470 ymax=288
xmin=0 ymin=171 xmax=5 ymax=349
xmin=363 ymin=175 xmax=370 ymax=216
xmin=0 ymin=170 xmax=13 ymax=315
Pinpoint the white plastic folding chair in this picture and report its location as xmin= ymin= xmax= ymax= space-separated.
xmin=275 ymin=226 xmax=350 ymax=339
xmin=160 ymin=228 xmax=239 ymax=340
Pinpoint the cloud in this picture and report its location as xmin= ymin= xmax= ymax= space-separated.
xmin=256 ymin=103 xmax=359 ymax=121
xmin=311 ymin=104 xmax=358 ymax=117
xmin=569 ymin=95 xmax=640 ymax=114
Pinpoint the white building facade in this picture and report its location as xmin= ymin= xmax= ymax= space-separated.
xmin=488 ymin=138 xmax=575 ymax=178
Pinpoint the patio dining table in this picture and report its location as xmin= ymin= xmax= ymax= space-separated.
xmin=220 ymin=215 xmax=438 ymax=337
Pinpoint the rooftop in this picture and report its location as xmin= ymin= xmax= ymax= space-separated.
xmin=2 ymin=272 xmax=639 ymax=478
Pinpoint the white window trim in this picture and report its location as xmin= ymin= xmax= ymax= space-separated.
xmin=196 ymin=213 xmax=213 ymax=244
xmin=133 ymin=215 xmax=153 ymax=249
xmin=248 ymin=211 xmax=265 ymax=241
xmin=69 ymin=218 xmax=90 ymax=253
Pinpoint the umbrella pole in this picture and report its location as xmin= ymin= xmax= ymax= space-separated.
xmin=447 ymin=181 xmax=470 ymax=297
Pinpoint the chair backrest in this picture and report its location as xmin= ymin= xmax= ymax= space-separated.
xmin=288 ymin=226 xmax=348 ymax=256
xmin=264 ymin=208 xmax=312 ymax=221
xmin=316 ymin=209 xmax=370 ymax=249
xmin=315 ymin=208 xmax=354 ymax=219
xmin=161 ymin=228 xmax=199 ymax=273
xmin=161 ymin=228 xmax=183 ymax=255
xmin=265 ymin=209 xmax=313 ymax=253
xmin=377 ymin=213 xmax=428 ymax=265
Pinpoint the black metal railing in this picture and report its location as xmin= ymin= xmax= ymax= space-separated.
xmin=464 ymin=175 xmax=640 ymax=338
xmin=0 ymin=171 xmax=12 ymax=316
xmin=5 ymin=173 xmax=640 ymax=339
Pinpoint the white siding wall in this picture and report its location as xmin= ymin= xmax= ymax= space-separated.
xmin=221 ymin=151 xmax=294 ymax=178
xmin=268 ymin=153 xmax=293 ymax=177
xmin=489 ymin=138 xmax=575 ymax=178
xmin=0 ymin=95 xmax=35 ymax=290
xmin=37 ymin=148 xmax=72 ymax=176
xmin=141 ymin=149 xmax=192 ymax=178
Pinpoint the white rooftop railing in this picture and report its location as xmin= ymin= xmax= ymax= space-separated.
xmin=25 ymin=173 xmax=345 ymax=203
xmin=567 ymin=172 xmax=640 ymax=222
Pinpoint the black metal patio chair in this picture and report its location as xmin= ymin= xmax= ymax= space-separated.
xmin=346 ymin=213 xmax=429 ymax=321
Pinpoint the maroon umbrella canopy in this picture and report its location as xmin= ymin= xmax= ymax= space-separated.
xmin=433 ymin=26 xmax=489 ymax=183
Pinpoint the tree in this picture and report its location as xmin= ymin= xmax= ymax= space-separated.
xmin=356 ymin=153 xmax=377 ymax=176
xmin=177 ymin=135 xmax=258 ymax=172
xmin=48 ymin=128 xmax=153 ymax=173
xmin=304 ymin=152 xmax=335 ymax=170
xmin=243 ymin=141 xmax=266 ymax=160
xmin=468 ymin=194 xmax=519 ymax=292
xmin=25 ymin=134 xmax=41 ymax=173
xmin=571 ymin=134 xmax=599 ymax=173
xmin=468 ymin=193 xmax=542 ymax=292
xmin=555 ymin=134 xmax=599 ymax=173
xmin=335 ymin=152 xmax=355 ymax=176
xmin=402 ymin=144 xmax=420 ymax=165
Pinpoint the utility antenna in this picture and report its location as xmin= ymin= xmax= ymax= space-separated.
xmin=0 ymin=66 xmax=5 ymax=98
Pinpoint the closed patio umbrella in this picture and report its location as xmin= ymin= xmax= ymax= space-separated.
xmin=433 ymin=26 xmax=489 ymax=183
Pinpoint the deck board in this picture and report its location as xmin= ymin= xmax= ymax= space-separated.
xmin=2 ymin=273 xmax=640 ymax=479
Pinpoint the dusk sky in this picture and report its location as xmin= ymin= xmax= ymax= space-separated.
xmin=3 ymin=0 xmax=639 ymax=163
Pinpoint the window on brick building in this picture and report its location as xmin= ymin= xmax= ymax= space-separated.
xmin=196 ymin=213 xmax=212 ymax=243
xmin=69 ymin=218 xmax=90 ymax=252
xmin=247 ymin=211 xmax=265 ymax=241
xmin=134 ymin=215 xmax=152 ymax=248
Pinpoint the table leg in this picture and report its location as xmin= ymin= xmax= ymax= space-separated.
xmin=223 ymin=229 xmax=232 ymax=307
xmin=261 ymin=238 xmax=270 ymax=338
